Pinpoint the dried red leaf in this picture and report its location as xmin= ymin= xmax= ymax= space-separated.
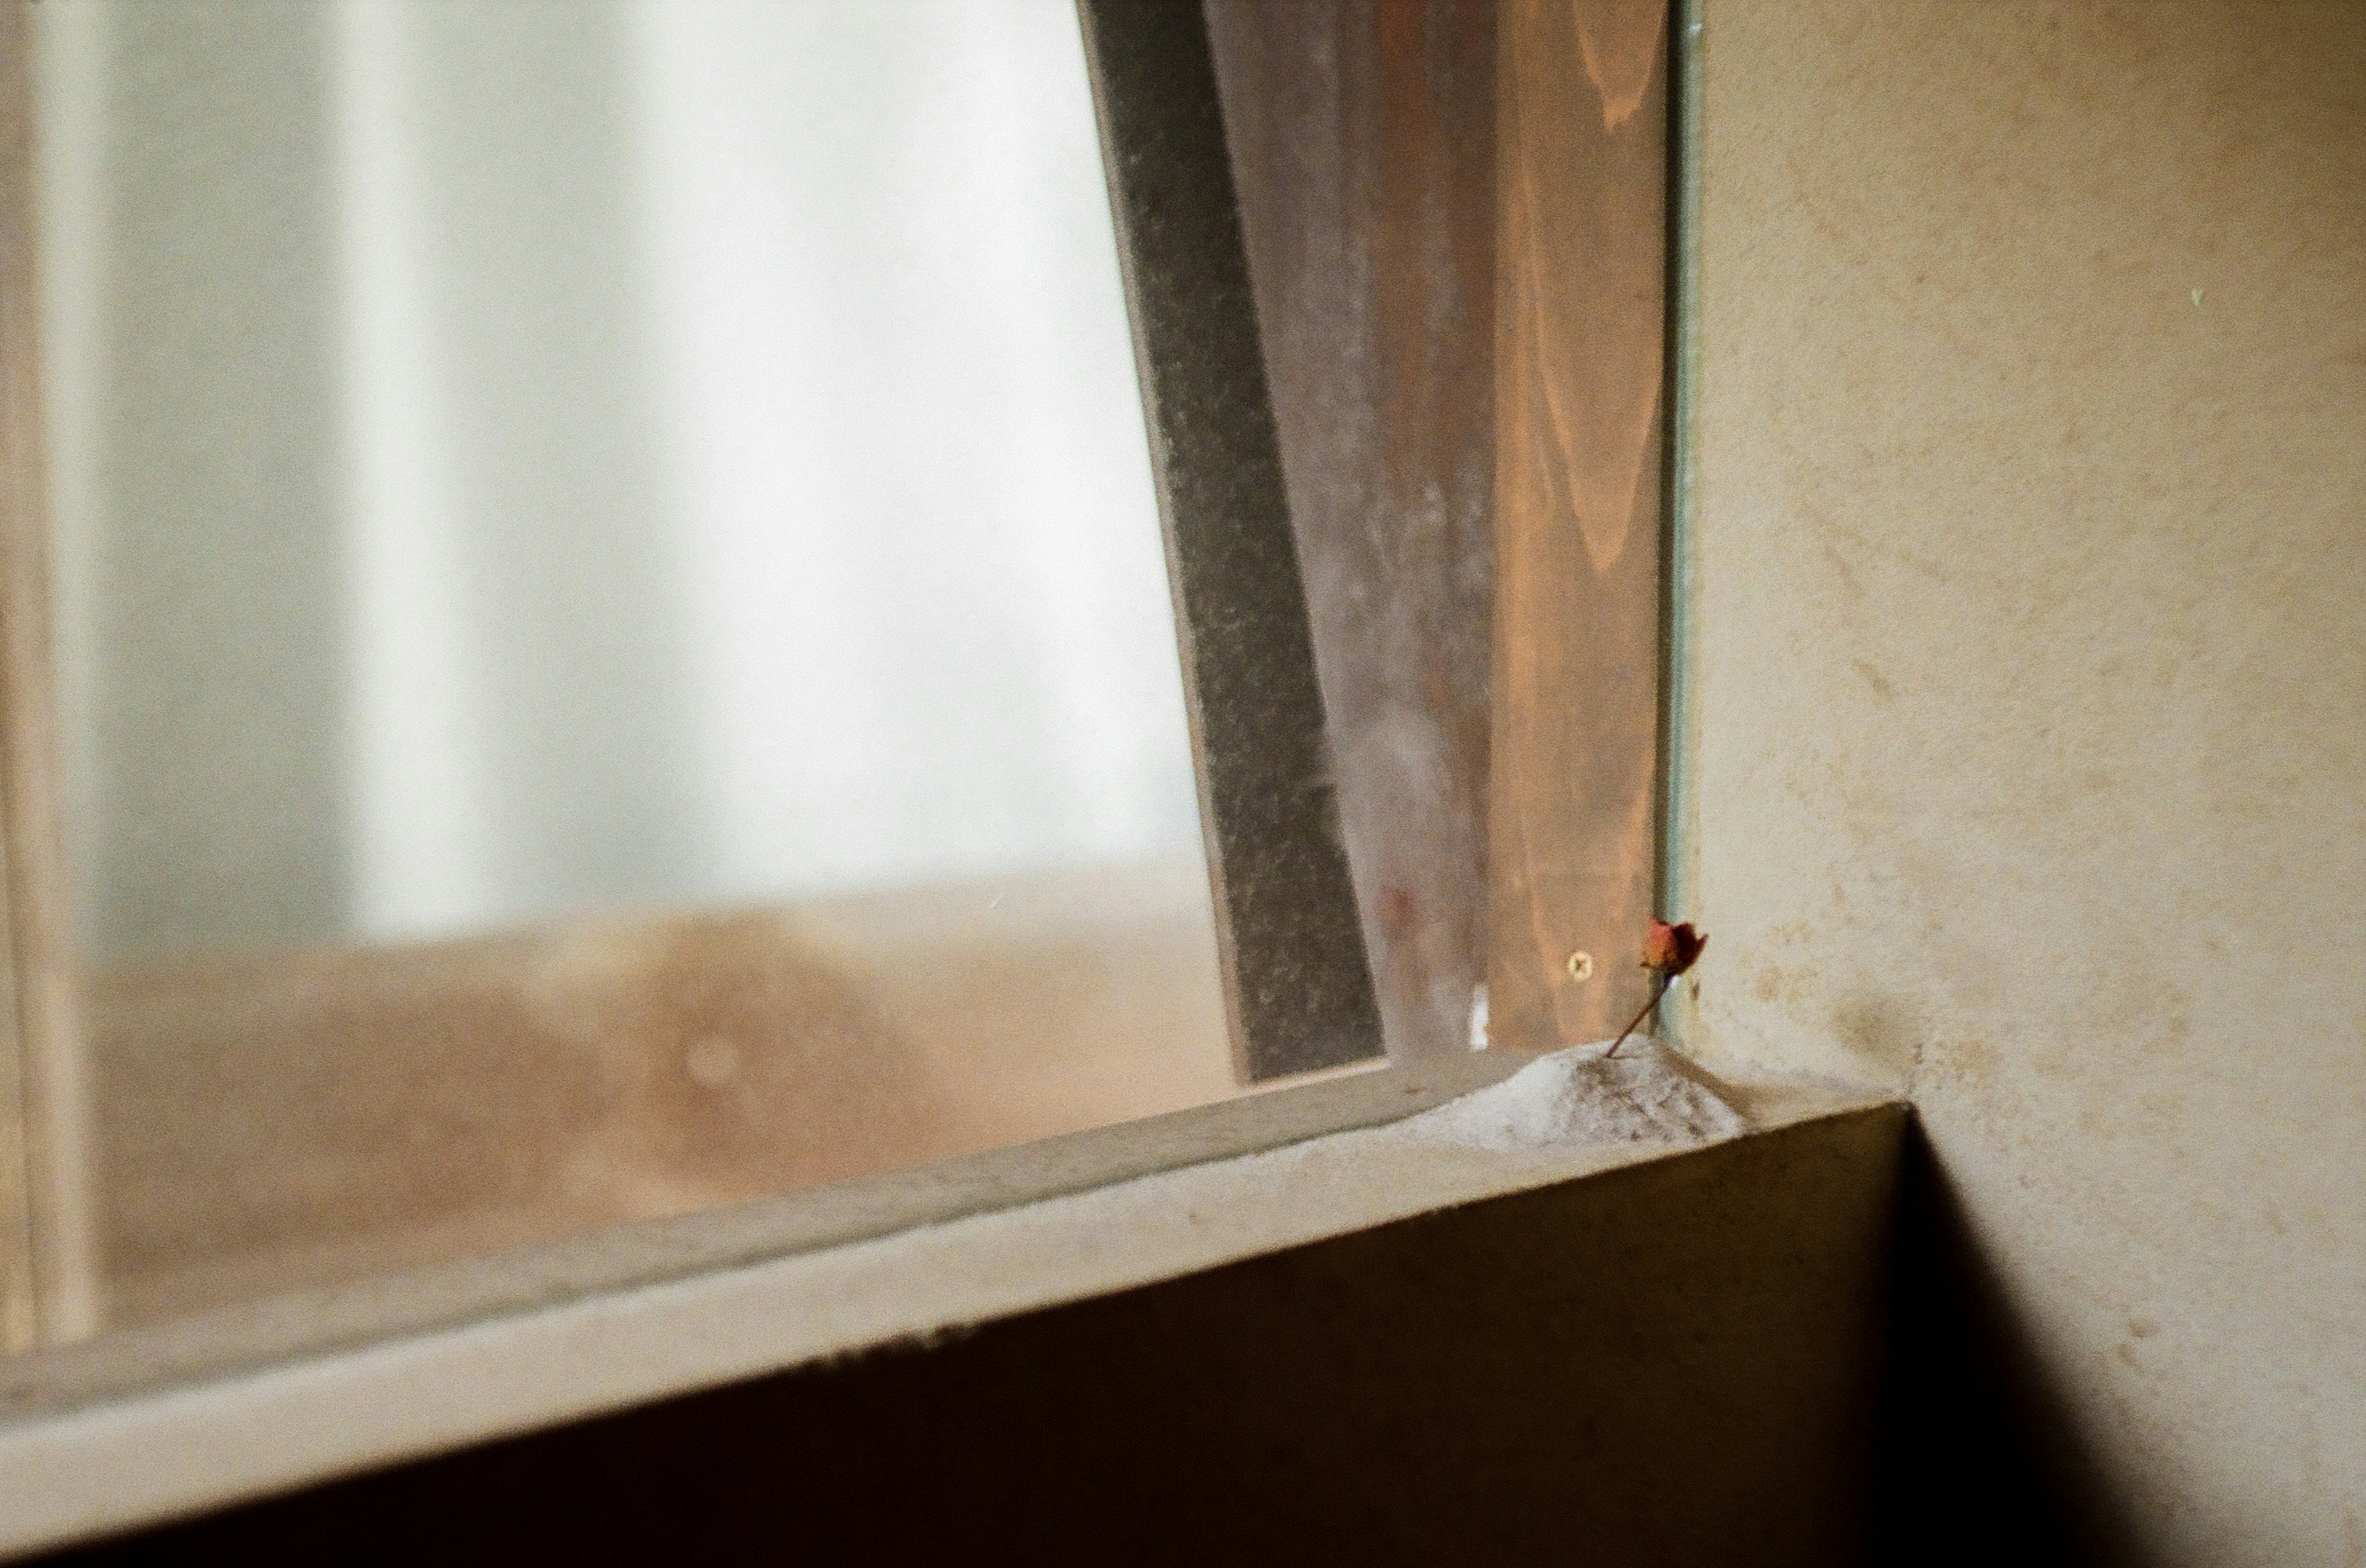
xmin=1641 ymin=918 xmax=1707 ymax=978
xmin=1608 ymin=920 xmax=1711 ymax=1057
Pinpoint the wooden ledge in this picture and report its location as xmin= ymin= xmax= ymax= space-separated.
xmin=0 ymin=1054 xmax=1895 ymax=1558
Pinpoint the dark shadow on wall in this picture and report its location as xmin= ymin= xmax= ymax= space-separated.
xmin=1871 ymin=1115 xmax=2142 ymax=1567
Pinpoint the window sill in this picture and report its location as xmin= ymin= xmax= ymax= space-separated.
xmin=0 ymin=1049 xmax=1893 ymax=1556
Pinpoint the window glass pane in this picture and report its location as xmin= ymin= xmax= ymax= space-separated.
xmin=31 ymin=0 xmax=1234 ymax=1334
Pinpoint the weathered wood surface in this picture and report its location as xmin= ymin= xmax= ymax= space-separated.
xmin=0 ymin=0 xmax=96 ymax=1351
xmin=1490 ymin=0 xmax=1670 ymax=1047
xmin=1211 ymin=0 xmax=1670 ymax=1054
xmin=1207 ymin=0 xmax=1498 ymax=1060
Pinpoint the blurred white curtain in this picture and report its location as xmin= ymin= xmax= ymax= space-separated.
xmin=39 ymin=0 xmax=1203 ymax=961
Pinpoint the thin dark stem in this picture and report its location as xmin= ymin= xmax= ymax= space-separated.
xmin=1605 ymin=971 xmax=1673 ymax=1058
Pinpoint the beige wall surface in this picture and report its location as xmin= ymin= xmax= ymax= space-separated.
xmin=1676 ymin=1 xmax=2365 ymax=1561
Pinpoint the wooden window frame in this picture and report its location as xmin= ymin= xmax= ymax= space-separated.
xmin=0 ymin=0 xmax=1675 ymax=1444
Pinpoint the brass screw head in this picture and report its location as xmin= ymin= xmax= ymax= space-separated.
xmin=1565 ymin=949 xmax=1595 ymax=983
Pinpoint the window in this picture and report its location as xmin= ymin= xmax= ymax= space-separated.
xmin=0 ymin=0 xmax=1677 ymax=1531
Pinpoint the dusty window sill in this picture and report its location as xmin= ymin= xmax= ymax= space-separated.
xmin=0 ymin=1046 xmax=1890 ymax=1557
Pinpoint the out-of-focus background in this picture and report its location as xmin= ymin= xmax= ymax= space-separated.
xmin=35 ymin=0 xmax=1204 ymax=962
xmin=26 ymin=0 xmax=1243 ymax=1328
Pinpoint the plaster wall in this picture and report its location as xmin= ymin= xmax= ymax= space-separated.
xmin=1676 ymin=2 xmax=2365 ymax=1560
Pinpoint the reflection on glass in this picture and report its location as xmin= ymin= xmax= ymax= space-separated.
xmin=30 ymin=0 xmax=1231 ymax=1333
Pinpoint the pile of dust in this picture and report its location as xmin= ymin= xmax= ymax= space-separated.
xmin=1395 ymin=1039 xmax=1746 ymax=1150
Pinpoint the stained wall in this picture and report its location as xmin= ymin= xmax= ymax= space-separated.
xmin=1675 ymin=2 xmax=2365 ymax=1559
